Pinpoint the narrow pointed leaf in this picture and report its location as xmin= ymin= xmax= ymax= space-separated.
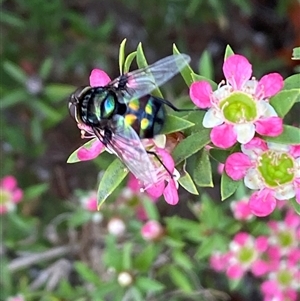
xmin=97 ymin=159 xmax=128 ymax=208
xmin=67 ymin=138 xmax=99 ymax=163
xmin=161 ymin=114 xmax=194 ymax=135
xmin=193 ymin=148 xmax=213 ymax=187
xmin=221 ymin=172 xmax=241 ymax=200
xmin=173 ymin=44 xmax=194 ymax=86
xmin=284 ymin=74 xmax=300 ymax=91
xmin=173 ymin=129 xmax=210 ymax=164
xmin=178 ymin=170 xmax=199 ymax=195
xmin=123 ymin=51 xmax=137 ymax=73
xmin=119 ymin=38 xmax=127 ymax=74
xmin=3 ymin=61 xmax=27 ymax=84
xmin=292 ymin=47 xmax=300 ymax=60
xmin=39 ymin=58 xmax=53 ymax=79
xmin=199 ymin=50 xmax=214 ymax=80
xmin=136 ymin=43 xmax=163 ymax=97
xmin=270 ymin=89 xmax=299 ymax=117
xmin=191 ymin=73 xmax=217 ymax=89
xmin=265 ymin=125 xmax=300 ymax=145
xmin=224 ymin=45 xmax=235 ymax=59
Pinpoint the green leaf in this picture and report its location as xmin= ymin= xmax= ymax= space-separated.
xmin=135 ymin=277 xmax=164 ymax=293
xmin=173 ymin=43 xmax=194 ymax=86
xmin=168 ymin=266 xmax=193 ymax=292
xmin=178 ymin=170 xmax=198 ymax=195
xmin=195 ymin=235 xmax=226 ymax=259
xmin=44 ymin=84 xmax=75 ymax=101
xmin=209 ymin=149 xmax=231 ymax=163
xmin=265 ymin=125 xmax=300 ymax=145
xmin=119 ymin=38 xmax=127 ymax=74
xmin=161 ymin=114 xmax=195 ymax=135
xmin=134 ymin=244 xmax=157 ymax=272
xmin=270 ymin=89 xmax=300 ymax=117
xmin=67 ymin=138 xmax=99 ymax=163
xmin=172 ymin=250 xmax=194 ymax=270
xmin=292 ymin=47 xmax=300 ymax=60
xmin=123 ymin=243 xmax=133 ymax=270
xmin=68 ymin=210 xmax=93 ymax=228
xmin=0 ymin=89 xmax=27 ymax=109
xmin=136 ymin=43 xmax=163 ymax=98
xmin=74 ymin=262 xmax=101 ymax=285
xmin=24 ymin=183 xmax=48 ymax=200
xmin=123 ymin=51 xmax=137 ymax=73
xmin=284 ymin=74 xmax=300 ymax=92
xmin=193 ymin=148 xmax=213 ymax=187
xmin=224 ymin=45 xmax=235 ymax=59
xmin=39 ymin=58 xmax=53 ymax=79
xmin=199 ymin=50 xmax=214 ymax=80
xmin=97 ymin=159 xmax=128 ymax=207
xmin=191 ymin=73 xmax=218 ymax=90
xmin=3 ymin=61 xmax=27 ymax=84
xmin=172 ymin=129 xmax=211 ymax=164
xmin=142 ymin=198 xmax=160 ymax=220
xmin=290 ymin=198 xmax=300 ymax=215
xmin=221 ymin=172 xmax=241 ymax=200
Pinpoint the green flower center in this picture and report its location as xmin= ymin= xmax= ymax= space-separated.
xmin=238 ymin=246 xmax=255 ymax=263
xmin=257 ymin=151 xmax=295 ymax=187
xmin=0 ymin=189 xmax=11 ymax=205
xmin=277 ymin=269 xmax=292 ymax=287
xmin=220 ymin=92 xmax=257 ymax=124
xmin=278 ymin=231 xmax=294 ymax=248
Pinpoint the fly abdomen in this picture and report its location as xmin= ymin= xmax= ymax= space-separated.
xmin=125 ymin=95 xmax=166 ymax=139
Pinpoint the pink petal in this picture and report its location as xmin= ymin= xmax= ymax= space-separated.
xmin=86 ymin=197 xmax=98 ymax=211
xmin=146 ymin=181 xmax=165 ymax=198
xmin=89 ymin=69 xmax=111 ymax=87
xmin=1 ymin=176 xmax=17 ymax=190
xmin=12 ymin=188 xmax=23 ymax=203
xmin=284 ymin=210 xmax=300 ymax=228
xmin=163 ymin=180 xmax=179 ymax=205
xmin=233 ymin=232 xmax=249 ymax=245
xmin=243 ymin=137 xmax=268 ymax=152
xmin=251 ymin=259 xmax=269 ymax=276
xmin=261 ymin=280 xmax=280 ymax=295
xmin=255 ymin=117 xmax=283 ymax=137
xmin=289 ymin=145 xmax=300 ymax=158
xmin=296 ymin=186 xmax=300 ymax=204
xmin=0 ymin=205 xmax=8 ymax=214
xmin=226 ymin=263 xmax=244 ymax=279
xmin=225 ymin=152 xmax=252 ymax=181
xmin=77 ymin=140 xmax=105 ymax=161
xmin=256 ymin=73 xmax=283 ymax=98
xmin=141 ymin=220 xmax=163 ymax=241
xmin=210 ymin=252 xmax=230 ymax=271
xmin=232 ymin=199 xmax=253 ymax=220
xmin=248 ymin=189 xmax=277 ymax=217
xmin=210 ymin=123 xmax=237 ymax=149
xmin=255 ymin=236 xmax=268 ymax=252
xmin=156 ymin=148 xmax=175 ymax=172
xmin=223 ymin=55 xmax=252 ymax=90
xmin=189 ymin=81 xmax=212 ymax=108
xmin=127 ymin=174 xmax=141 ymax=193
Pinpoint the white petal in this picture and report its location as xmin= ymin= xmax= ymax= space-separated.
xmin=295 ymin=158 xmax=300 ymax=178
xmin=241 ymin=144 xmax=264 ymax=161
xmin=274 ymin=183 xmax=295 ymax=200
xmin=257 ymin=100 xmax=278 ymax=117
xmin=243 ymin=79 xmax=258 ymax=95
xmin=203 ymin=108 xmax=224 ymax=128
xmin=153 ymin=135 xmax=166 ymax=148
xmin=213 ymin=85 xmax=231 ymax=101
xmin=267 ymin=142 xmax=290 ymax=152
xmin=244 ymin=168 xmax=263 ymax=189
xmin=235 ymin=123 xmax=255 ymax=144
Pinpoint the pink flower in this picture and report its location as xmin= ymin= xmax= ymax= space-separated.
xmin=225 ymin=232 xmax=269 ymax=279
xmin=141 ymin=220 xmax=163 ymax=241
xmin=145 ymin=147 xmax=180 ymax=205
xmin=261 ymin=261 xmax=300 ymax=301
xmin=225 ymin=138 xmax=300 ymax=216
xmin=189 ymin=54 xmax=283 ymax=149
xmin=0 ymin=176 xmax=23 ymax=214
xmin=210 ymin=252 xmax=231 ymax=272
xmin=230 ymin=199 xmax=254 ymax=221
xmin=80 ymin=190 xmax=98 ymax=212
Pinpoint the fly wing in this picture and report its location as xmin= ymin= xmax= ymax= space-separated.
xmin=93 ymin=115 xmax=159 ymax=187
xmin=109 ymin=54 xmax=191 ymax=102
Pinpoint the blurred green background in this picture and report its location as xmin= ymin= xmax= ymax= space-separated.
xmin=1 ymin=0 xmax=299 ymax=300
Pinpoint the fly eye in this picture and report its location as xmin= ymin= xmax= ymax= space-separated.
xmin=68 ymin=102 xmax=77 ymax=119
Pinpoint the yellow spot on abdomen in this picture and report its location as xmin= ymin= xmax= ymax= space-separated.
xmin=125 ymin=114 xmax=137 ymax=125
xmin=128 ymin=99 xmax=139 ymax=111
xmin=141 ymin=118 xmax=149 ymax=130
xmin=145 ymin=103 xmax=153 ymax=114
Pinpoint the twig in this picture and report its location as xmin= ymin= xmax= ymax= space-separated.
xmin=8 ymin=245 xmax=79 ymax=272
